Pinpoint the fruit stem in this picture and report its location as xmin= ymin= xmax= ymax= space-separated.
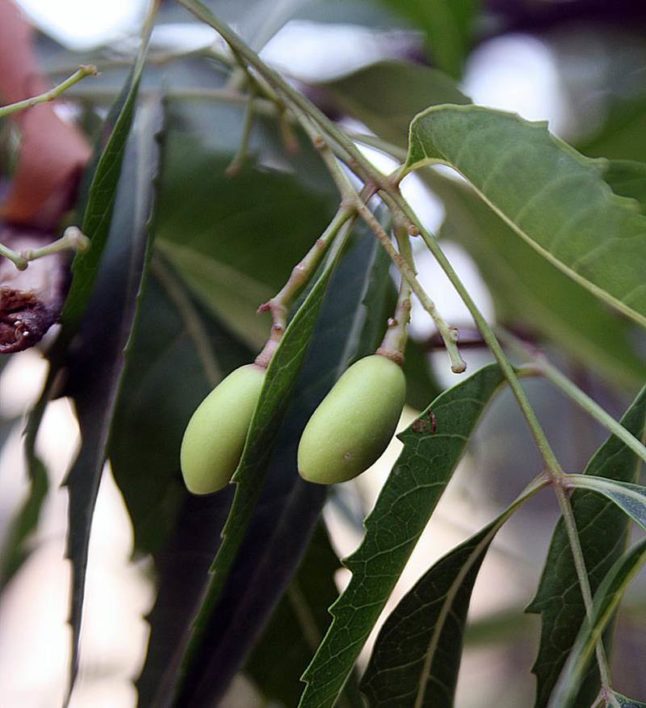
xmin=254 ymin=205 xmax=355 ymax=368
xmin=376 ymin=222 xmax=413 ymax=365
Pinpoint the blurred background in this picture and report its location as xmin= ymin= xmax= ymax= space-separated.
xmin=1 ymin=1 xmax=645 ymax=706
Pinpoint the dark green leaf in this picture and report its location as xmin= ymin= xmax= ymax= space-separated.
xmin=299 ymin=364 xmax=506 ymax=708
xmin=173 ymin=221 xmax=352 ymax=701
xmin=63 ymin=98 xmax=162 ymax=693
xmin=361 ymin=476 xmax=546 ymax=707
xmin=15 ymin=27 xmax=152 ymax=599
xmin=61 ymin=34 xmax=151 ymax=332
xmin=113 ymin=270 xmax=251 ymax=708
xmin=549 ymin=538 xmax=646 ymax=708
xmin=405 ymin=106 xmax=646 ymax=327
xmin=565 ymin=476 xmax=646 ymax=531
xmin=378 ymin=0 xmax=478 ymax=78
xmin=174 ymin=224 xmax=392 ymax=707
xmin=427 ymin=170 xmax=645 ymax=388
xmin=156 ymin=135 xmax=336 ymax=347
xmin=527 ymin=387 xmax=646 ymax=708
xmin=246 ymin=524 xmax=363 ymax=708
xmin=321 ymin=60 xmax=469 ymax=149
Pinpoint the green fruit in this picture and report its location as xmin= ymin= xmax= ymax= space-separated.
xmin=298 ymin=354 xmax=405 ymax=485
xmin=180 ymin=364 xmax=265 ymax=495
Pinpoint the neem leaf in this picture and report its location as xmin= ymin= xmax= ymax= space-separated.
xmin=361 ymin=476 xmax=546 ymax=707
xmin=61 ymin=30 xmax=152 ymax=333
xmin=427 ymin=170 xmax=645 ymax=388
xmin=299 ymin=364 xmax=506 ymax=708
xmin=113 ymin=268 xmax=252 ymax=708
xmin=14 ymin=17 xmax=152 ymax=602
xmin=548 ymin=538 xmax=646 ymax=708
xmin=62 ymin=98 xmax=162 ymax=695
xmin=172 ymin=218 xmax=353 ymax=702
xmin=527 ymin=386 xmax=646 ymax=708
xmin=564 ymin=476 xmax=646 ymax=531
xmin=173 ymin=225 xmax=392 ymax=706
xmin=405 ymin=106 xmax=646 ymax=327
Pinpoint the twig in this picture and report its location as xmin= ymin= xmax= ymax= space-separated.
xmin=0 ymin=65 xmax=97 ymax=119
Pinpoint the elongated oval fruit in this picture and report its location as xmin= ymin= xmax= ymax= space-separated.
xmin=298 ymin=354 xmax=405 ymax=485
xmin=180 ymin=364 xmax=265 ymax=495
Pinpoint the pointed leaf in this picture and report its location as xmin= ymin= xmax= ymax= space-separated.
xmin=361 ymin=476 xmax=546 ymax=707
xmin=61 ymin=32 xmax=152 ymax=332
xmin=527 ymin=387 xmax=646 ymax=708
xmin=299 ymin=364 xmax=506 ymax=708
xmin=62 ymin=98 xmax=163 ymax=693
xmin=15 ymin=26 xmax=153 ymax=599
xmin=427 ymin=171 xmax=645 ymax=388
xmin=172 ymin=216 xmax=354 ymax=701
xmin=173 ymin=225 xmax=392 ymax=706
xmin=405 ymin=106 xmax=646 ymax=326
xmin=565 ymin=476 xmax=646 ymax=531
xmin=549 ymin=538 xmax=646 ymax=708
xmin=111 ymin=271 xmax=251 ymax=708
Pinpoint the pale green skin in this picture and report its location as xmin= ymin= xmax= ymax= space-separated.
xmin=298 ymin=354 xmax=406 ymax=485
xmin=180 ymin=364 xmax=265 ymax=495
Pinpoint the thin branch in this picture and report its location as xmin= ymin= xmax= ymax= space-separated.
xmin=0 ymin=65 xmax=97 ymax=119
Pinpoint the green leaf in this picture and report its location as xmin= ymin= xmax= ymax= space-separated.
xmin=321 ymin=60 xmax=469 ymax=149
xmin=405 ymin=105 xmax=646 ymax=327
xmin=13 ymin=25 xmax=152 ymax=599
xmin=156 ymin=134 xmax=336 ymax=348
xmin=62 ymin=98 xmax=163 ymax=694
xmin=113 ymin=271 xmax=252 ymax=708
xmin=549 ymin=538 xmax=646 ymax=708
xmin=427 ymin=170 xmax=646 ymax=388
xmin=527 ymin=387 xmax=646 ymax=708
xmin=174 ymin=221 xmax=353 ymax=699
xmin=378 ymin=0 xmax=478 ymax=78
xmin=61 ymin=33 xmax=152 ymax=332
xmin=246 ymin=524 xmax=363 ymax=708
xmin=299 ymin=364 xmax=506 ymax=708
xmin=565 ymin=476 xmax=646 ymax=531
xmin=173 ymin=223 xmax=393 ymax=706
xmin=361 ymin=476 xmax=546 ymax=707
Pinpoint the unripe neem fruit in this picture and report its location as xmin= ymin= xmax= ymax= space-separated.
xmin=298 ymin=354 xmax=405 ymax=485
xmin=180 ymin=363 xmax=265 ymax=495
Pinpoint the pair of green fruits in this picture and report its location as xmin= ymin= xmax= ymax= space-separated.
xmin=180 ymin=354 xmax=406 ymax=494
